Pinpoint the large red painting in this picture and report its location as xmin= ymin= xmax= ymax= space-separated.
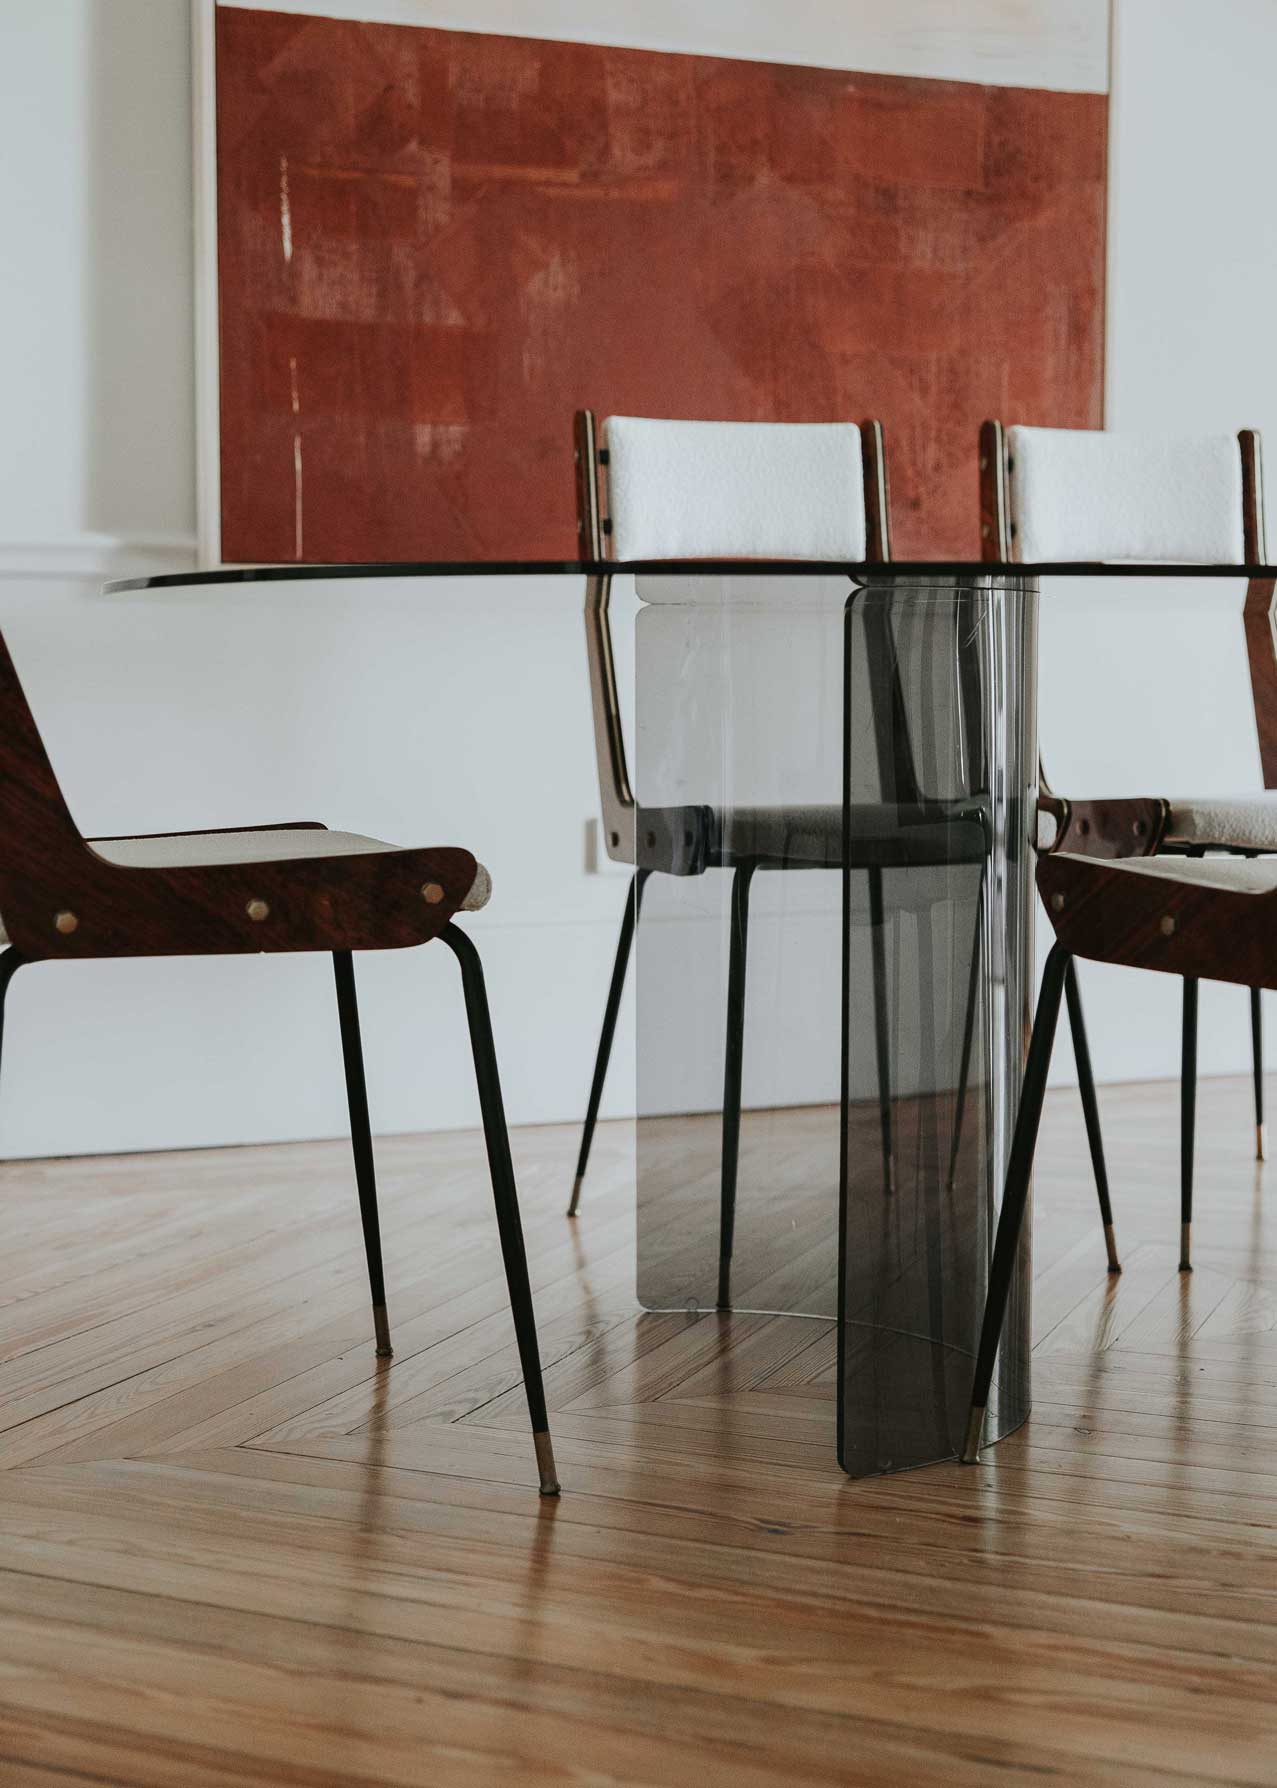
xmin=215 ymin=9 xmax=1106 ymax=562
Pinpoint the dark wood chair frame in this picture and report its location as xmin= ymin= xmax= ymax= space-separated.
xmin=570 ymin=410 xmax=992 ymax=1311
xmin=0 ymin=631 xmax=560 ymax=1496
xmin=980 ymin=419 xmax=1275 ymax=1271
xmin=963 ymin=847 xmax=1277 ymax=1461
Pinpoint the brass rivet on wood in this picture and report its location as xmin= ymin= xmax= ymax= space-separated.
xmin=1049 ymin=892 xmax=1065 ymax=912
xmin=246 ymin=898 xmax=270 ymax=922
xmin=1160 ymin=915 xmax=1176 ymax=936
xmin=54 ymin=910 xmax=78 ymax=934
xmin=422 ymin=882 xmax=444 ymax=905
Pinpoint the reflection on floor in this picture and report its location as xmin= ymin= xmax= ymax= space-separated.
xmin=1 ymin=1077 xmax=1276 ymax=1784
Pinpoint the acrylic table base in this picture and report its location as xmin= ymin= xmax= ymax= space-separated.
xmin=633 ymin=574 xmax=1036 ymax=1479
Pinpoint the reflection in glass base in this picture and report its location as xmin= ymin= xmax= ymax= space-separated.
xmin=636 ymin=1105 xmax=841 ymax=1320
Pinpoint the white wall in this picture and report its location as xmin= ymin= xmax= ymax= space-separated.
xmin=0 ymin=2 xmax=195 ymax=566
xmin=3 ymin=0 xmax=1272 ymax=1155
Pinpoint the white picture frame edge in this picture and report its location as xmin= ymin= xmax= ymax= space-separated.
xmin=193 ymin=0 xmax=222 ymax=569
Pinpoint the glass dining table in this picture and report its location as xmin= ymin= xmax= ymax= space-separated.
xmin=108 ymin=556 xmax=1275 ymax=1477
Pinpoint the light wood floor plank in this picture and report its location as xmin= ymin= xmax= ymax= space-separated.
xmin=2 ymin=1080 xmax=1277 ymax=1782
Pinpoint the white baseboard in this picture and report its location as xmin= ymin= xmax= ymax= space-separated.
xmin=0 ymin=534 xmax=199 ymax=581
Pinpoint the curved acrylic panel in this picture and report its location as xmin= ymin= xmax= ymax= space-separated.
xmin=633 ymin=571 xmax=1035 ymax=1478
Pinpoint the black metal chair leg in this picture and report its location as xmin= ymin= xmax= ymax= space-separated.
xmin=1176 ymin=845 xmax=1207 ymax=1268
xmin=946 ymin=879 xmax=985 ymax=1193
xmin=867 ymin=866 xmax=895 ymax=1195
xmin=1063 ymin=960 xmax=1120 ymax=1273
xmin=440 ymin=923 xmax=560 ymax=1496
xmin=1181 ymin=977 xmax=1198 ymax=1270
xmin=1252 ymin=986 xmax=1266 ymax=1162
xmin=568 ymin=868 xmax=650 ymax=1217
xmin=332 ymin=951 xmax=392 ymax=1358
xmin=962 ymin=943 xmax=1070 ymax=1464
xmin=1244 ymin=849 xmax=1265 ymax=1163
xmin=717 ymin=862 xmax=755 ymax=1311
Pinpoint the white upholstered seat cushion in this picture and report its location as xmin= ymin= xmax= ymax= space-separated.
xmin=603 ymin=417 xmax=866 ymax=563
xmin=1007 ymin=426 xmax=1244 ymax=564
xmin=1163 ymin=794 xmax=1277 ymax=851
xmin=0 ymin=828 xmax=491 ymax=947
xmin=1060 ymin=851 xmax=1277 ymax=897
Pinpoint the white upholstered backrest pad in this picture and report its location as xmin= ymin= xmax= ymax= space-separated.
xmin=1007 ymin=427 xmax=1244 ymax=564
xmin=603 ymin=418 xmax=866 ymax=563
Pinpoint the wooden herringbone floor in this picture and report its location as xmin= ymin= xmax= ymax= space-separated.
xmin=2 ymin=1076 xmax=1277 ymax=1785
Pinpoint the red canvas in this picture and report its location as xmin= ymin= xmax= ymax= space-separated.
xmin=215 ymin=9 xmax=1107 ymax=562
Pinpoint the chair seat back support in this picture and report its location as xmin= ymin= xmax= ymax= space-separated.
xmin=601 ymin=417 xmax=869 ymax=562
xmin=1000 ymin=426 xmax=1246 ymax=565
xmin=577 ymin=409 xmax=893 ymax=866
xmin=0 ymin=635 xmax=477 ymax=959
xmin=979 ymin=420 xmax=1273 ymax=841
xmin=1040 ymin=850 xmax=1277 ymax=992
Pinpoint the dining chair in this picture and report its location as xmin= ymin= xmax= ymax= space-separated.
xmin=981 ymin=421 xmax=1270 ymax=1270
xmin=962 ymin=844 xmax=1277 ymax=1462
xmin=0 ymin=630 xmax=560 ymax=1496
xmin=570 ymin=412 xmax=991 ymax=1311
xmin=569 ymin=410 xmax=889 ymax=1211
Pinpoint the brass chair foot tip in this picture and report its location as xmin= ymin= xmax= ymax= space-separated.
xmin=960 ymin=1407 xmax=984 ymax=1465
xmin=1103 ymin=1224 xmax=1121 ymax=1273
xmin=566 ymin=1174 xmax=584 ymax=1218
xmin=372 ymin=1306 xmax=392 ymax=1356
xmin=375 ymin=1344 xmax=394 ymax=1359
xmin=1179 ymin=1223 xmax=1192 ymax=1271
xmin=1257 ymin=1123 xmax=1267 ymax=1162
xmin=534 ymin=1432 xmax=561 ymax=1496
